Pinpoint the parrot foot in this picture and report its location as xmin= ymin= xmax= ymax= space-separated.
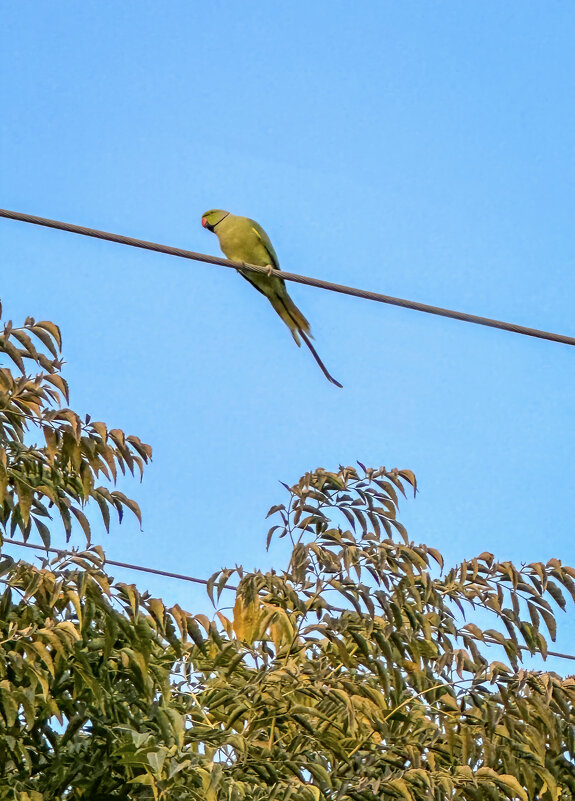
xmin=265 ymin=263 xmax=275 ymax=277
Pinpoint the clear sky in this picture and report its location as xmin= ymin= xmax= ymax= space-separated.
xmin=1 ymin=3 xmax=574 ymax=666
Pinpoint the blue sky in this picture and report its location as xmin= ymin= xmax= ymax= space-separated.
xmin=1 ymin=2 xmax=574 ymax=666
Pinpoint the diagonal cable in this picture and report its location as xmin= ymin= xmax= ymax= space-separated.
xmin=1 ymin=208 xmax=574 ymax=347
xmin=3 ymin=536 xmax=575 ymax=663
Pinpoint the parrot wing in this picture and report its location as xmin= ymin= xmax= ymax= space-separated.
xmin=249 ymin=222 xmax=280 ymax=270
xmin=236 ymin=222 xmax=286 ymax=298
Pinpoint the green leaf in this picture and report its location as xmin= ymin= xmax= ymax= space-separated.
xmin=495 ymin=774 xmax=528 ymax=801
xmin=34 ymin=320 xmax=62 ymax=351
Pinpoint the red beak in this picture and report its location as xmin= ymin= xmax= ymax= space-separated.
xmin=201 ymin=217 xmax=207 ymax=228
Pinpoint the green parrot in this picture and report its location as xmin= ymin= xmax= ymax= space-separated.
xmin=201 ymin=209 xmax=342 ymax=388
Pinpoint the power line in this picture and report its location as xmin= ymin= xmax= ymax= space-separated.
xmin=2 ymin=208 xmax=574 ymax=348
xmin=3 ymin=537 xmax=575 ymax=663
xmin=1 ymin=536 xmax=237 ymax=590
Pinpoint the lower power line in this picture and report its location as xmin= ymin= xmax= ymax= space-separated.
xmin=2 ymin=537 xmax=574 ymax=662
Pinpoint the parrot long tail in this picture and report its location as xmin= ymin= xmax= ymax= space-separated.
xmin=300 ymin=331 xmax=343 ymax=388
xmin=269 ymin=290 xmax=311 ymax=346
xmin=273 ymin=292 xmax=343 ymax=388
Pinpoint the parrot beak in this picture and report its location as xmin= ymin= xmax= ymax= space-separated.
xmin=201 ymin=217 xmax=208 ymax=228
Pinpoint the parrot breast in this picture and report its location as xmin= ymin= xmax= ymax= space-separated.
xmin=215 ymin=217 xmax=274 ymax=267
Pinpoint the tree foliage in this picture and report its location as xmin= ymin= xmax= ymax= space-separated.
xmin=0 ymin=309 xmax=574 ymax=800
xmin=0 ymin=305 xmax=150 ymax=546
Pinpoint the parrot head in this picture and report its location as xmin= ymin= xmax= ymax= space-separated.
xmin=201 ymin=209 xmax=230 ymax=232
